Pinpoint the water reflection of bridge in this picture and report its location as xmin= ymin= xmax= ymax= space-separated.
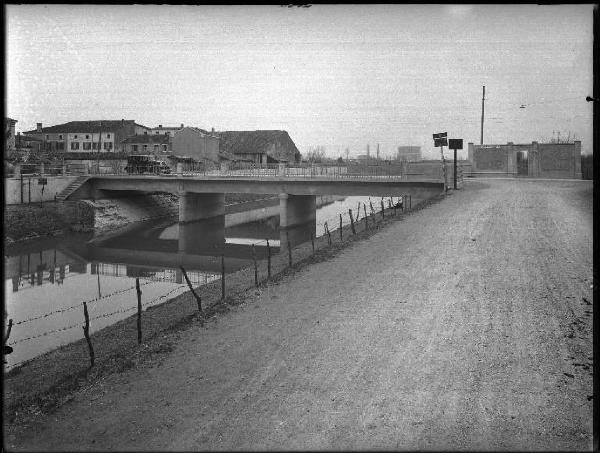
xmin=86 ymin=215 xmax=309 ymax=274
xmin=4 ymin=212 xmax=316 ymax=292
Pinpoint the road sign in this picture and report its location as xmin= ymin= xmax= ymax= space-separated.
xmin=449 ymin=139 xmax=463 ymax=150
xmin=433 ymin=132 xmax=448 ymax=147
xmin=38 ymin=177 xmax=47 ymax=185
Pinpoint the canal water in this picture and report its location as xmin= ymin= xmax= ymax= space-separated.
xmin=4 ymin=195 xmax=400 ymax=368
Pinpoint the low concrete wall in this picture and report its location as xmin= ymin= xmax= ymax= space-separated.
xmin=5 ymin=176 xmax=78 ymax=205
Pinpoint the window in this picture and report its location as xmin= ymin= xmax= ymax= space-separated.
xmin=155 ymin=131 xmax=160 ymax=135
xmin=132 ymin=145 xmax=138 ymax=152
xmin=57 ymin=142 xmax=65 ymax=151
xmin=143 ymin=145 xmax=148 ymax=152
xmin=46 ymin=135 xmax=49 ymax=139
xmin=71 ymin=142 xmax=80 ymax=150
xmin=74 ymin=135 xmax=78 ymax=139
xmin=154 ymin=145 xmax=159 ymax=152
xmin=83 ymin=142 xmax=91 ymax=150
xmin=92 ymin=142 xmax=98 ymax=150
xmin=166 ymin=131 xmax=170 ymax=136
xmin=107 ymin=134 xmax=110 ymax=138
xmin=59 ymin=135 xmax=63 ymax=139
xmin=162 ymin=145 xmax=168 ymax=152
xmin=104 ymin=142 xmax=113 ymax=150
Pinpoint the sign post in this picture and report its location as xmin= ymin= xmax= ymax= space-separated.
xmin=448 ymin=139 xmax=463 ymax=190
xmin=433 ymin=132 xmax=448 ymax=191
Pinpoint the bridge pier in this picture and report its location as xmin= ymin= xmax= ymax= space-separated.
xmin=178 ymin=191 xmax=225 ymax=223
xmin=279 ymin=194 xmax=316 ymax=228
xmin=279 ymin=194 xmax=316 ymax=249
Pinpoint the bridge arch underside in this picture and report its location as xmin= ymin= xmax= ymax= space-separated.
xmin=72 ymin=177 xmax=444 ymax=232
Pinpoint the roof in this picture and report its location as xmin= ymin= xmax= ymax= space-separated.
xmin=5 ymin=117 xmax=17 ymax=124
xmin=153 ymin=126 xmax=219 ymax=139
xmin=121 ymin=134 xmax=171 ymax=145
xmin=218 ymin=130 xmax=300 ymax=161
xmin=24 ymin=120 xmax=145 ymax=134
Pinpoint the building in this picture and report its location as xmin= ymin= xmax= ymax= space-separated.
xmin=15 ymin=133 xmax=44 ymax=154
xmin=5 ymin=117 xmax=17 ymax=156
xmin=24 ymin=120 xmax=150 ymax=153
xmin=171 ymin=127 xmax=220 ymax=162
xmin=218 ymin=130 xmax=301 ymax=164
xmin=121 ymin=133 xmax=171 ymax=155
xmin=150 ymin=124 xmax=185 ymax=137
xmin=468 ymin=141 xmax=582 ymax=178
xmin=396 ymin=145 xmax=421 ymax=161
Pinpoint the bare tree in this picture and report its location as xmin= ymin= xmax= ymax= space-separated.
xmin=304 ymin=146 xmax=327 ymax=163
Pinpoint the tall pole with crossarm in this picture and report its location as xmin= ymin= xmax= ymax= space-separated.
xmin=480 ymin=85 xmax=485 ymax=145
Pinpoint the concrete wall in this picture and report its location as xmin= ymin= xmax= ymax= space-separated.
xmin=535 ymin=142 xmax=581 ymax=178
xmin=467 ymin=141 xmax=581 ymax=178
xmin=5 ymin=175 xmax=78 ymax=204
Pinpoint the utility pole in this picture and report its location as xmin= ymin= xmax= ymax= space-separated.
xmin=480 ymin=85 xmax=485 ymax=145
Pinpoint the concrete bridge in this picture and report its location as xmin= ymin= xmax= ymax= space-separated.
xmin=63 ymin=175 xmax=445 ymax=231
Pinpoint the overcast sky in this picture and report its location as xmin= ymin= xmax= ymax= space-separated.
xmin=6 ymin=4 xmax=594 ymax=158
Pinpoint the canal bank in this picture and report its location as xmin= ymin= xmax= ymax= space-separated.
xmin=4 ymin=193 xmax=341 ymax=243
xmin=4 ymin=192 xmax=430 ymax=428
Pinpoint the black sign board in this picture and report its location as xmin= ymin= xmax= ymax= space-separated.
xmin=448 ymin=139 xmax=463 ymax=150
xmin=38 ymin=178 xmax=48 ymax=185
xmin=433 ymin=132 xmax=448 ymax=147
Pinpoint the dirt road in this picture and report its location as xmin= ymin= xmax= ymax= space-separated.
xmin=7 ymin=179 xmax=593 ymax=451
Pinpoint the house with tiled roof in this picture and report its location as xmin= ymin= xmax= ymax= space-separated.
xmin=24 ymin=120 xmax=150 ymax=153
xmin=218 ymin=130 xmax=301 ymax=164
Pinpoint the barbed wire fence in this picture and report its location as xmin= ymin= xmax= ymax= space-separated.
xmin=4 ymin=193 xmax=419 ymax=383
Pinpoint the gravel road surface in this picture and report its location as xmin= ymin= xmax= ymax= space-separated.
xmin=6 ymin=178 xmax=593 ymax=451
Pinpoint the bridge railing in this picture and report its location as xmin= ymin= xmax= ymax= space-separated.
xmin=179 ymin=161 xmax=415 ymax=180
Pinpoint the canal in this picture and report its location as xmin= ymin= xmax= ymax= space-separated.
xmin=4 ymin=195 xmax=402 ymax=368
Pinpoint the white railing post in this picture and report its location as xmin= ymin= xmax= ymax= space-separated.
xmin=177 ymin=163 xmax=183 ymax=175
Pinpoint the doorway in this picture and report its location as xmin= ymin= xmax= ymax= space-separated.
xmin=516 ymin=150 xmax=528 ymax=176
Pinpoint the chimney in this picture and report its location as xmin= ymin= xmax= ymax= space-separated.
xmin=180 ymin=123 xmax=184 ymax=129
xmin=144 ymin=131 xmax=148 ymax=135
xmin=159 ymin=125 xmax=162 ymax=128
xmin=211 ymin=127 xmax=215 ymax=133
xmin=37 ymin=123 xmax=42 ymax=133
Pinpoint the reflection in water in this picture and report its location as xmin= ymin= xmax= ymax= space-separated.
xmin=4 ymin=195 xmax=384 ymax=368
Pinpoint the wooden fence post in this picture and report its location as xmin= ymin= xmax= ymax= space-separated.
xmin=180 ymin=266 xmax=202 ymax=312
xmin=381 ymin=199 xmax=385 ymax=219
xmin=4 ymin=319 xmax=13 ymax=346
xmin=82 ymin=302 xmax=95 ymax=367
xmin=288 ymin=241 xmax=292 ymax=267
xmin=221 ymin=254 xmax=226 ymax=300
xmin=310 ymin=232 xmax=315 ymax=253
xmin=339 ymin=214 xmax=343 ymax=241
xmin=363 ymin=203 xmax=368 ymax=230
xmin=324 ymin=222 xmax=332 ymax=245
xmin=349 ymin=209 xmax=356 ymax=234
xmin=370 ymin=200 xmax=375 ymax=216
xmin=267 ymin=239 xmax=271 ymax=279
xmin=136 ymin=278 xmax=142 ymax=344
xmin=252 ymin=244 xmax=258 ymax=287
